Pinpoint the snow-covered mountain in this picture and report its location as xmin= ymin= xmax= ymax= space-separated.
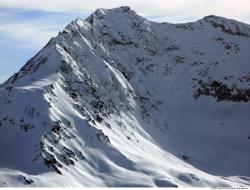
xmin=0 ymin=6 xmax=250 ymax=187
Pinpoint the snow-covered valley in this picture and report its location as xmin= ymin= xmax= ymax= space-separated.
xmin=0 ymin=6 xmax=250 ymax=187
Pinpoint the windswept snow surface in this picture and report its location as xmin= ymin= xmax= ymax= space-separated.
xmin=0 ymin=6 xmax=250 ymax=187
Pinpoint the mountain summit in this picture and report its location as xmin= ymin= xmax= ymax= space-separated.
xmin=0 ymin=6 xmax=250 ymax=187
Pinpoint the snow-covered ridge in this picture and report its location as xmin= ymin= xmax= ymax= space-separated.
xmin=0 ymin=6 xmax=250 ymax=187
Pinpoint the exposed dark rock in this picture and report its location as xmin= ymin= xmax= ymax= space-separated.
xmin=44 ymin=154 xmax=63 ymax=175
xmin=95 ymin=115 xmax=103 ymax=123
xmin=194 ymin=80 xmax=250 ymax=102
xmin=20 ymin=123 xmax=35 ymax=132
xmin=97 ymin=129 xmax=110 ymax=142
xmin=18 ymin=175 xmax=34 ymax=185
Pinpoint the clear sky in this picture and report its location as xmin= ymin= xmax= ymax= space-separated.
xmin=1 ymin=0 xmax=250 ymax=83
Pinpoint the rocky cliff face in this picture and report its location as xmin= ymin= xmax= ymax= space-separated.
xmin=0 ymin=6 xmax=250 ymax=187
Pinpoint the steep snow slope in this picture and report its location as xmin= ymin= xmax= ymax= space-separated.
xmin=0 ymin=6 xmax=250 ymax=187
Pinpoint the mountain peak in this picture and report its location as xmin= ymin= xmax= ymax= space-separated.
xmin=0 ymin=7 xmax=250 ymax=187
xmin=93 ymin=6 xmax=132 ymax=15
xmin=202 ymin=15 xmax=250 ymax=37
xmin=85 ymin=6 xmax=137 ymax=24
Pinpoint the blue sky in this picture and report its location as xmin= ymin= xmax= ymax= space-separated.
xmin=1 ymin=0 xmax=250 ymax=83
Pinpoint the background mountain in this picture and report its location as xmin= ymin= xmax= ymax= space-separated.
xmin=0 ymin=6 xmax=250 ymax=187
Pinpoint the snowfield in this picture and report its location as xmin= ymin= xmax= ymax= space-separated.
xmin=0 ymin=6 xmax=250 ymax=187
